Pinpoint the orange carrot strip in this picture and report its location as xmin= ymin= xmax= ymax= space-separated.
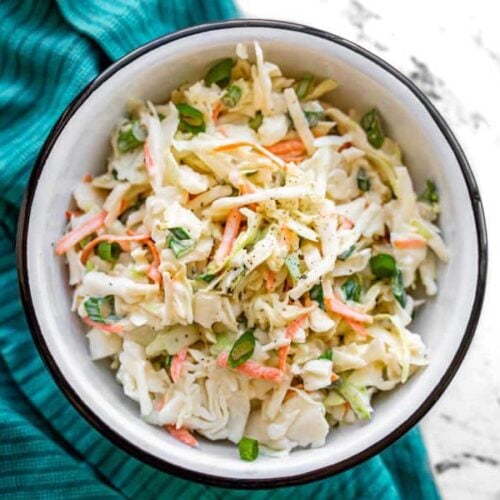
xmin=166 ymin=425 xmax=198 ymax=447
xmin=80 ymin=233 xmax=151 ymax=264
xmin=83 ymin=174 xmax=93 ymax=182
xmin=331 ymin=372 xmax=340 ymax=383
xmin=82 ymin=316 xmax=123 ymax=334
xmin=339 ymin=215 xmax=354 ymax=229
xmin=65 ymin=210 xmax=83 ymax=221
xmin=212 ymin=101 xmax=222 ymax=123
xmin=325 ymin=295 xmax=373 ymax=324
xmin=213 ymin=207 xmax=242 ymax=264
xmin=278 ymin=345 xmax=289 ymax=372
xmin=144 ymin=239 xmax=162 ymax=285
xmin=266 ymin=270 xmax=276 ymax=292
xmin=238 ymin=179 xmax=258 ymax=210
xmin=393 ymin=238 xmax=427 ymax=249
xmin=345 ymin=318 xmax=369 ymax=336
xmin=265 ymin=138 xmax=306 ymax=158
xmin=144 ymin=141 xmax=154 ymax=175
xmin=55 ymin=211 xmax=107 ymax=256
xmin=217 ymin=352 xmax=283 ymax=383
xmin=170 ymin=348 xmax=188 ymax=383
xmin=278 ymin=313 xmax=310 ymax=371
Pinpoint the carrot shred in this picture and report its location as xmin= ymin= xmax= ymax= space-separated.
xmin=278 ymin=313 xmax=310 ymax=371
xmin=238 ymin=179 xmax=257 ymax=210
xmin=144 ymin=239 xmax=162 ymax=285
xmin=265 ymin=139 xmax=306 ymax=158
xmin=331 ymin=372 xmax=340 ymax=383
xmin=166 ymin=425 xmax=198 ymax=447
xmin=83 ymin=174 xmax=93 ymax=183
xmin=393 ymin=238 xmax=427 ymax=249
xmin=82 ymin=316 xmax=123 ymax=334
xmin=217 ymin=352 xmax=283 ymax=383
xmin=144 ymin=141 xmax=154 ymax=175
xmin=339 ymin=215 xmax=354 ymax=229
xmin=324 ymin=295 xmax=373 ymax=324
xmin=212 ymin=101 xmax=222 ymax=123
xmin=338 ymin=141 xmax=352 ymax=153
xmin=345 ymin=318 xmax=370 ymax=336
xmin=213 ymin=207 xmax=242 ymax=264
xmin=170 ymin=348 xmax=188 ymax=383
xmin=55 ymin=211 xmax=107 ymax=256
xmin=65 ymin=210 xmax=83 ymax=221
xmin=266 ymin=270 xmax=276 ymax=292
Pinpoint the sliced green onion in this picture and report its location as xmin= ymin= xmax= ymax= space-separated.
xmin=164 ymin=354 xmax=172 ymax=369
xmin=341 ymin=275 xmax=362 ymax=303
xmin=391 ymin=268 xmax=407 ymax=308
xmin=304 ymin=110 xmax=324 ymax=128
xmin=238 ymin=437 xmax=259 ymax=462
xmin=418 ymin=179 xmax=439 ymax=205
xmin=168 ymin=238 xmax=195 ymax=258
xmin=295 ymin=75 xmax=313 ymax=99
xmin=338 ymin=245 xmax=355 ymax=261
xmin=369 ymin=253 xmax=397 ymax=279
xmin=176 ymin=103 xmax=206 ymax=135
xmin=205 ymin=58 xmax=234 ymax=87
xmin=168 ymin=227 xmax=191 ymax=240
xmin=361 ymin=108 xmax=385 ymax=149
xmin=97 ymin=241 xmax=121 ymax=262
xmin=309 ymin=283 xmax=325 ymax=310
xmin=222 ymin=85 xmax=242 ymax=108
xmin=111 ymin=168 xmax=119 ymax=180
xmin=357 ymin=167 xmax=371 ymax=192
xmin=84 ymin=296 xmax=117 ymax=324
xmin=285 ymin=252 xmax=301 ymax=285
xmin=228 ymin=330 xmax=255 ymax=368
xmin=248 ymin=111 xmax=263 ymax=131
xmin=196 ymin=273 xmax=216 ymax=283
xmin=319 ymin=348 xmax=333 ymax=361
xmin=117 ymin=119 xmax=147 ymax=153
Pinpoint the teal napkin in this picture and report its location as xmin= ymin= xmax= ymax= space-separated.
xmin=0 ymin=1 xmax=440 ymax=498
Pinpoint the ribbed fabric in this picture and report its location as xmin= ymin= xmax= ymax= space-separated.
xmin=0 ymin=2 xmax=440 ymax=498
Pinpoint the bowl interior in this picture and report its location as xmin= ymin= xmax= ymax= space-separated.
xmin=23 ymin=24 xmax=482 ymax=484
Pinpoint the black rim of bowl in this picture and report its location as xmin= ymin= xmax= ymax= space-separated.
xmin=16 ymin=19 xmax=488 ymax=489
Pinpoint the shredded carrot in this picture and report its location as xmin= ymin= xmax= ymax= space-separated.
xmin=144 ymin=239 xmax=162 ymax=285
xmin=212 ymin=141 xmax=285 ymax=168
xmin=55 ymin=211 xmax=107 ymax=256
xmin=217 ymin=125 xmax=229 ymax=137
xmin=265 ymin=139 xmax=306 ymax=159
xmin=170 ymin=348 xmax=188 ymax=383
xmin=238 ymin=179 xmax=257 ymax=210
xmin=278 ymin=313 xmax=310 ymax=371
xmin=217 ymin=352 xmax=283 ymax=383
xmin=338 ymin=141 xmax=352 ymax=153
xmin=80 ymin=233 xmax=150 ymax=264
xmin=144 ymin=141 xmax=154 ymax=175
xmin=65 ymin=210 xmax=82 ymax=220
xmin=280 ymin=225 xmax=298 ymax=251
xmin=393 ymin=238 xmax=427 ymax=249
xmin=82 ymin=316 xmax=123 ymax=334
xmin=331 ymin=372 xmax=340 ymax=383
xmin=213 ymin=207 xmax=242 ymax=263
xmin=212 ymin=101 xmax=222 ymax=123
xmin=266 ymin=270 xmax=276 ymax=292
xmin=166 ymin=425 xmax=198 ymax=447
xmin=324 ymin=295 xmax=373 ymax=324
xmin=339 ymin=215 xmax=354 ymax=229
xmin=83 ymin=174 xmax=93 ymax=183
xmin=345 ymin=318 xmax=370 ymax=336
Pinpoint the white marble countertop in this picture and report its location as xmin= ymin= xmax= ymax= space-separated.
xmin=236 ymin=1 xmax=500 ymax=497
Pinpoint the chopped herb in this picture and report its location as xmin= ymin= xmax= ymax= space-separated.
xmin=196 ymin=273 xmax=216 ymax=283
xmin=284 ymin=252 xmax=301 ymax=284
xmin=222 ymin=84 xmax=242 ymax=108
xmin=205 ymin=58 xmax=234 ymax=87
xmin=392 ymin=268 xmax=407 ymax=308
xmin=117 ymin=119 xmax=147 ymax=153
xmin=304 ymin=110 xmax=324 ymax=128
xmin=248 ymin=111 xmax=263 ymax=131
xmin=319 ymin=348 xmax=333 ymax=361
xmin=238 ymin=437 xmax=259 ymax=462
xmin=341 ymin=275 xmax=362 ymax=303
xmin=168 ymin=227 xmax=191 ymax=240
xmin=357 ymin=167 xmax=371 ymax=192
xmin=369 ymin=253 xmax=397 ymax=279
xmin=97 ymin=241 xmax=121 ymax=262
xmin=338 ymin=245 xmax=355 ymax=261
xmin=295 ymin=75 xmax=313 ymax=99
xmin=228 ymin=330 xmax=255 ymax=368
xmin=164 ymin=354 xmax=172 ymax=369
xmin=176 ymin=103 xmax=206 ymax=135
xmin=166 ymin=227 xmax=194 ymax=258
xmin=418 ymin=179 xmax=439 ymax=205
xmin=84 ymin=296 xmax=118 ymax=324
xmin=111 ymin=168 xmax=119 ymax=180
xmin=309 ymin=283 xmax=325 ymax=310
xmin=361 ymin=108 xmax=385 ymax=149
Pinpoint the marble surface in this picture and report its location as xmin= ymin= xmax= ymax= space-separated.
xmin=236 ymin=1 xmax=500 ymax=498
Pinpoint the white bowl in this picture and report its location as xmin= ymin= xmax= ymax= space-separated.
xmin=17 ymin=20 xmax=487 ymax=488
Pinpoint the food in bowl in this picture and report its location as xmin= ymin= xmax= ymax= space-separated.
xmin=55 ymin=42 xmax=448 ymax=460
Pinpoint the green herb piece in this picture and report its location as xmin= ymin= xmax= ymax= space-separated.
xmin=117 ymin=119 xmax=147 ymax=153
xmin=196 ymin=273 xmax=216 ymax=283
xmin=391 ymin=268 xmax=407 ymax=308
xmin=338 ymin=245 xmax=355 ymax=261
xmin=222 ymin=84 xmax=242 ymax=108
xmin=97 ymin=241 xmax=121 ymax=262
xmin=85 ymin=261 xmax=94 ymax=272
xmin=228 ymin=330 xmax=255 ymax=368
xmin=205 ymin=58 xmax=234 ymax=87
xmin=164 ymin=354 xmax=172 ymax=369
xmin=304 ymin=110 xmax=324 ymax=128
xmin=111 ymin=168 xmax=119 ymax=180
xmin=83 ymin=296 xmax=117 ymax=324
xmin=295 ymin=75 xmax=313 ymax=99
xmin=176 ymin=103 xmax=206 ymax=135
xmin=361 ymin=108 xmax=385 ymax=149
xmin=284 ymin=252 xmax=301 ymax=284
xmin=248 ymin=111 xmax=263 ymax=131
xmin=369 ymin=253 xmax=397 ymax=279
xmin=238 ymin=437 xmax=259 ymax=462
xmin=342 ymin=275 xmax=362 ymax=303
xmin=418 ymin=179 xmax=439 ymax=205
xmin=357 ymin=167 xmax=371 ymax=192
xmin=319 ymin=348 xmax=333 ymax=361
xmin=168 ymin=227 xmax=191 ymax=240
xmin=166 ymin=227 xmax=195 ymax=259
xmin=309 ymin=283 xmax=325 ymax=310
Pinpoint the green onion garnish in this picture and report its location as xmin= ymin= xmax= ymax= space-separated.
xmin=342 ymin=275 xmax=362 ymax=302
xmin=418 ymin=179 xmax=439 ymax=205
xmin=391 ymin=268 xmax=407 ymax=308
xmin=238 ymin=437 xmax=259 ymax=462
xmin=228 ymin=330 xmax=255 ymax=368
xmin=319 ymin=348 xmax=333 ymax=361
xmin=84 ymin=296 xmax=118 ymax=324
xmin=295 ymin=75 xmax=313 ymax=99
xmin=168 ymin=227 xmax=191 ymax=240
xmin=97 ymin=241 xmax=121 ymax=262
xmin=369 ymin=253 xmax=397 ymax=279
xmin=117 ymin=119 xmax=147 ymax=153
xmin=196 ymin=273 xmax=216 ymax=283
xmin=166 ymin=226 xmax=195 ymax=258
xmin=176 ymin=103 xmax=206 ymax=135
xmin=222 ymin=84 xmax=242 ymax=108
xmin=284 ymin=252 xmax=301 ymax=285
xmin=205 ymin=58 xmax=234 ymax=88
xmin=357 ymin=167 xmax=371 ymax=192
xmin=304 ymin=110 xmax=324 ymax=128
xmin=248 ymin=111 xmax=263 ymax=131
xmin=361 ymin=108 xmax=385 ymax=149
xmin=309 ymin=283 xmax=325 ymax=310
xmin=338 ymin=245 xmax=355 ymax=261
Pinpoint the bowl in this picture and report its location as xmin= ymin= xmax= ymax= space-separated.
xmin=17 ymin=19 xmax=488 ymax=488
